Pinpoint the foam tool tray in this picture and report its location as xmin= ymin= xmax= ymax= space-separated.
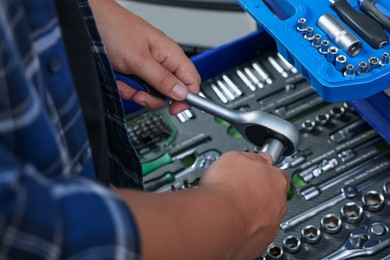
xmin=238 ymin=0 xmax=390 ymax=102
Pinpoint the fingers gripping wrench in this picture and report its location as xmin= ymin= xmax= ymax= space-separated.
xmin=184 ymin=93 xmax=300 ymax=164
xmin=115 ymin=73 xmax=300 ymax=164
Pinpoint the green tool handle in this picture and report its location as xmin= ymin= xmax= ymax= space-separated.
xmin=142 ymin=153 xmax=173 ymax=176
xmin=144 ymin=173 xmax=175 ymax=191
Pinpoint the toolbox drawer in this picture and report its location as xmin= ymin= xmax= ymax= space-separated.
xmin=124 ymin=27 xmax=390 ymax=259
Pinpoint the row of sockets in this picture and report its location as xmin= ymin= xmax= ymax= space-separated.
xmin=176 ymin=53 xmax=298 ymax=123
xmin=263 ymin=185 xmax=390 ymax=259
xmin=296 ymin=16 xmax=390 ymax=76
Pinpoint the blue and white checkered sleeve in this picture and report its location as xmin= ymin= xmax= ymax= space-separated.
xmin=0 ymin=145 xmax=141 ymax=260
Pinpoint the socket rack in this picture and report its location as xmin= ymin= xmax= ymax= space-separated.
xmin=125 ymin=47 xmax=390 ymax=259
xmin=238 ymin=0 xmax=390 ymax=102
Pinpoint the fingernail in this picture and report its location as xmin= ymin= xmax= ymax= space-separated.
xmin=257 ymin=152 xmax=274 ymax=165
xmin=172 ymin=84 xmax=188 ymax=100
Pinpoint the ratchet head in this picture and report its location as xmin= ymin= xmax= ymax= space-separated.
xmin=235 ymin=110 xmax=300 ymax=164
xmin=184 ymin=92 xmax=300 ymax=164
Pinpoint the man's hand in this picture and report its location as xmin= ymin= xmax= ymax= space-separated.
xmin=89 ymin=0 xmax=201 ymax=115
xmin=116 ymin=151 xmax=290 ymax=259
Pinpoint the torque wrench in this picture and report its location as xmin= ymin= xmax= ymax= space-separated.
xmin=115 ymin=72 xmax=300 ymax=164
xmin=330 ymin=0 xmax=388 ymax=49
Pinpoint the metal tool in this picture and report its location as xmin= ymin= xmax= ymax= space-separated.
xmin=360 ymin=0 xmax=390 ymax=32
xmin=321 ymin=214 xmax=342 ymax=234
xmin=321 ymin=221 xmax=390 ymax=260
xmin=116 ymin=73 xmax=300 ymax=164
xmin=268 ymin=56 xmax=289 ymax=78
xmin=277 ymin=53 xmax=298 ymax=74
xmin=144 ymin=149 xmax=221 ymax=191
xmin=236 ymin=69 xmax=256 ymax=91
xmin=301 ymin=225 xmax=322 ymax=244
xmin=300 ymin=149 xmax=390 ymax=200
xmin=283 ymin=235 xmax=301 ymax=254
xmin=266 ymin=244 xmax=284 ymax=259
xmin=141 ymin=135 xmax=212 ymax=175
xmin=318 ymin=14 xmax=362 ymax=56
xmin=330 ymin=0 xmax=388 ymax=49
xmin=281 ymin=169 xmax=390 ymax=230
xmin=185 ymin=92 xmax=299 ymax=164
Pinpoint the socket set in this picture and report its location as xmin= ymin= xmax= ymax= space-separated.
xmin=238 ymin=0 xmax=390 ymax=102
xmin=125 ymin=45 xmax=390 ymax=258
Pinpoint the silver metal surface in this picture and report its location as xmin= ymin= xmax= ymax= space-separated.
xmin=268 ymin=56 xmax=288 ymax=78
xmin=296 ymin=17 xmax=307 ymax=32
xmin=344 ymin=64 xmax=355 ymax=76
xmin=318 ymin=14 xmax=362 ymax=56
xmin=326 ymin=46 xmax=339 ymax=64
xmin=335 ymin=55 xmax=347 ymax=72
xmin=283 ymin=235 xmax=301 ymax=254
xmin=321 ymin=221 xmax=390 ymax=260
xmin=319 ymin=40 xmax=330 ymax=55
xmin=184 ymin=92 xmax=300 ymax=163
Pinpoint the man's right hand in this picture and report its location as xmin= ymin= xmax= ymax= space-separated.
xmin=199 ymin=151 xmax=290 ymax=259
xmin=116 ymin=151 xmax=290 ymax=259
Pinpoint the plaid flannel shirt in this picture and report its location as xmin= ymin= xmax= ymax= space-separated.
xmin=0 ymin=0 xmax=142 ymax=258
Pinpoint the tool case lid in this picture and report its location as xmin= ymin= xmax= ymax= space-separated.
xmin=238 ymin=0 xmax=390 ymax=102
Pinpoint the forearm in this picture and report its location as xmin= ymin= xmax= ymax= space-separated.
xmin=116 ymin=187 xmax=245 ymax=259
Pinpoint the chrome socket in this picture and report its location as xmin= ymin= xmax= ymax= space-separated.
xmin=335 ymin=55 xmax=347 ymax=72
xmin=357 ymin=61 xmax=369 ymax=75
xmin=319 ymin=40 xmax=330 ymax=55
xmin=340 ymin=201 xmax=363 ymax=224
xmin=318 ymin=14 xmax=362 ymax=56
xmin=282 ymin=235 xmax=301 ymax=254
xmin=315 ymin=113 xmax=330 ymax=126
xmin=304 ymin=27 xmax=314 ymax=41
xmin=311 ymin=34 xmax=322 ymax=48
xmin=381 ymin=52 xmax=389 ymax=65
xmin=368 ymin=57 xmax=380 ymax=71
xmin=321 ymin=214 xmax=342 ymax=234
xmin=301 ymin=119 xmax=316 ymax=131
xmin=330 ymin=106 xmax=345 ymax=118
xmin=266 ymin=244 xmax=284 ymax=259
xmin=297 ymin=17 xmax=307 ymax=33
xmin=326 ymin=46 xmax=339 ymax=64
xmin=362 ymin=190 xmax=385 ymax=212
xmin=344 ymin=64 xmax=355 ymax=76
xmin=301 ymin=225 xmax=321 ymax=244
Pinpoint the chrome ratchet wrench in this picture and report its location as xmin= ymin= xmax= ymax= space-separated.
xmin=322 ymin=221 xmax=390 ymax=260
xmin=115 ymin=72 xmax=300 ymax=164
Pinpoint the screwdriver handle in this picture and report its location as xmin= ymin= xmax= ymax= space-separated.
xmin=141 ymin=153 xmax=173 ymax=176
xmin=144 ymin=173 xmax=175 ymax=191
xmin=360 ymin=0 xmax=390 ymax=31
xmin=331 ymin=0 xmax=388 ymax=49
xmin=114 ymin=72 xmax=168 ymax=101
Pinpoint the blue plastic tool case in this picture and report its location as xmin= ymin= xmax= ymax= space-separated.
xmin=238 ymin=0 xmax=390 ymax=102
xmin=123 ymin=27 xmax=390 ymax=143
xmin=230 ymin=0 xmax=390 ymax=142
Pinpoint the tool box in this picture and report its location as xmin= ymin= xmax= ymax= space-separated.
xmin=122 ymin=4 xmax=390 ymax=258
xmin=238 ymin=0 xmax=390 ymax=102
